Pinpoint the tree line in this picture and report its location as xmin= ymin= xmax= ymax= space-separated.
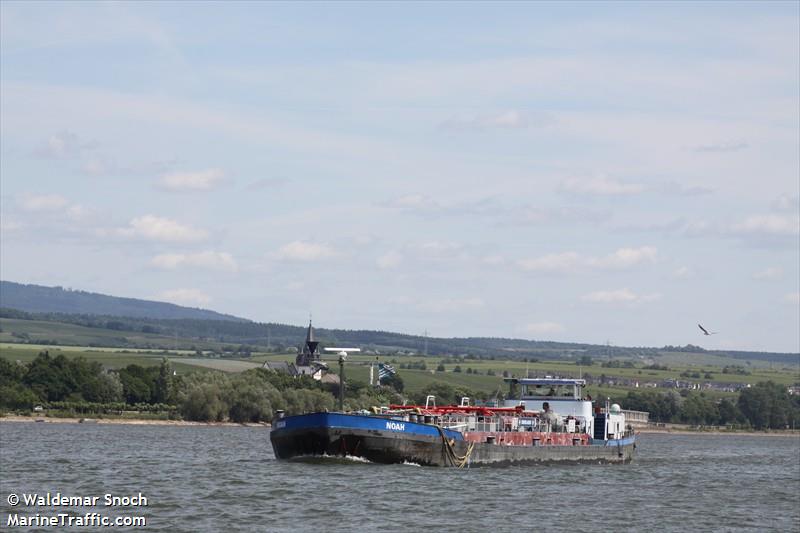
xmin=2 ymin=351 xmax=797 ymax=429
xmin=622 ymin=384 xmax=800 ymax=430
xmin=0 ymin=352 xmax=404 ymax=423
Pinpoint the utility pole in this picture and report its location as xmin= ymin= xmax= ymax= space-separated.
xmin=338 ymin=353 xmax=346 ymax=412
xmin=424 ymin=330 xmax=428 ymax=356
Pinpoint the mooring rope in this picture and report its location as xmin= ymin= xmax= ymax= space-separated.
xmin=436 ymin=426 xmax=475 ymax=468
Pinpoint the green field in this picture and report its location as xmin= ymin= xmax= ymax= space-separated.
xmin=0 ymin=345 xmax=235 ymax=375
xmin=252 ymin=352 xmax=798 ymax=398
xmin=0 ymin=318 xmax=226 ymax=351
xmin=5 ymin=344 xmax=796 ymax=392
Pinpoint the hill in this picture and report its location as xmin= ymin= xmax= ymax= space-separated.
xmin=0 ymin=281 xmax=247 ymax=322
xmin=0 ymin=281 xmax=796 ymax=365
xmin=0 ymin=308 xmax=797 ymax=367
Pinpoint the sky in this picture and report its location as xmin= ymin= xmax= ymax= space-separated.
xmin=1 ymin=1 xmax=798 ymax=353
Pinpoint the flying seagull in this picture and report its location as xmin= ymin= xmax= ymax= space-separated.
xmin=697 ymin=324 xmax=717 ymax=336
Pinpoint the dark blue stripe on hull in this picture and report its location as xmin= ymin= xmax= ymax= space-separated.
xmin=272 ymin=412 xmax=463 ymax=441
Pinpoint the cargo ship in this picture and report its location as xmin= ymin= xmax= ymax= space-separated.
xmin=270 ymin=376 xmax=636 ymax=467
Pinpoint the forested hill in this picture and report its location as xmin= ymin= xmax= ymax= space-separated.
xmin=0 ymin=281 xmax=247 ymax=322
xmin=1 ymin=282 xmax=797 ymax=364
xmin=1 ymin=307 xmax=798 ymax=365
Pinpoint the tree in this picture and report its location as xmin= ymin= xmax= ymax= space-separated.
xmin=23 ymin=352 xmax=73 ymax=401
xmin=178 ymin=372 xmax=231 ymax=422
xmin=436 ymin=363 xmax=445 ymax=372
xmin=718 ymin=398 xmax=742 ymax=425
xmin=153 ymin=359 xmax=173 ymax=404
xmin=226 ymin=379 xmax=277 ymax=423
xmin=416 ymin=382 xmax=456 ymax=405
xmin=679 ymin=393 xmax=718 ymax=425
xmin=0 ymin=358 xmax=24 ymax=387
xmin=0 ymin=384 xmax=40 ymax=409
xmin=738 ymin=381 xmax=796 ymax=429
xmin=117 ymin=365 xmax=158 ymax=404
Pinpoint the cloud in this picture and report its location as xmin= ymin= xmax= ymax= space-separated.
xmin=388 ymin=295 xmax=485 ymax=313
xmin=582 ymin=288 xmax=661 ymax=304
xmin=518 ymin=252 xmax=582 ymax=273
xmin=65 ymin=204 xmax=90 ymax=220
xmin=376 ymin=251 xmax=402 ymax=269
xmin=286 ymin=280 xmax=305 ymax=291
xmin=692 ymin=141 xmax=748 ymax=153
xmin=33 ymin=131 xmax=87 ymax=159
xmin=588 ymin=246 xmax=658 ymax=269
xmin=382 ymin=194 xmax=500 ymax=218
xmin=119 ymin=215 xmax=209 ymax=242
xmin=245 ymin=178 xmax=289 ymax=191
xmin=384 ymin=194 xmax=440 ymax=211
xmin=518 ymin=246 xmax=657 ymax=273
xmin=154 ymin=288 xmax=211 ymax=307
xmin=785 ymin=292 xmax=800 ymax=305
xmin=276 ymin=241 xmax=335 ymax=261
xmin=512 ymin=206 xmax=611 ymax=226
xmin=753 ymin=267 xmax=783 ymax=281
xmin=417 ymin=297 xmax=485 ymax=313
xmin=82 ymin=158 xmax=110 ymax=177
xmin=0 ymin=215 xmax=24 ymax=232
xmin=731 ymin=214 xmax=800 ymax=237
xmin=440 ymin=110 xmax=553 ymax=130
xmin=151 ymin=251 xmax=238 ymax=272
xmin=672 ymin=266 xmax=694 ymax=280
xmin=417 ymin=241 xmax=463 ymax=255
xmin=524 ymin=321 xmax=566 ymax=335
xmin=17 ymin=193 xmax=69 ymax=211
xmin=16 ymin=194 xmax=92 ymax=223
xmin=157 ymin=168 xmax=226 ymax=191
xmin=773 ymin=194 xmax=800 ymax=212
xmin=482 ymin=255 xmax=505 ymax=266
xmin=558 ymin=176 xmax=645 ymax=196
xmin=657 ymin=182 xmax=714 ymax=196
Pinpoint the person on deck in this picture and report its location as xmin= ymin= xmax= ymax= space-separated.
xmin=542 ymin=402 xmax=560 ymax=430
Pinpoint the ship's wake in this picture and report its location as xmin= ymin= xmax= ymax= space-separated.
xmin=288 ymin=454 xmax=373 ymax=465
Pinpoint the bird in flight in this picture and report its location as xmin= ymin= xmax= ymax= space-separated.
xmin=698 ymin=324 xmax=718 ymax=336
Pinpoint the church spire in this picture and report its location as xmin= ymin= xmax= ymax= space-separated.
xmin=304 ymin=319 xmax=319 ymax=357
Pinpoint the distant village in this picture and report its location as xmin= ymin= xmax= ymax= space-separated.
xmin=523 ymin=370 xmax=799 ymax=396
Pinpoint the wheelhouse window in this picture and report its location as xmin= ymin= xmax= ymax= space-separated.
xmin=522 ymin=384 xmax=578 ymax=399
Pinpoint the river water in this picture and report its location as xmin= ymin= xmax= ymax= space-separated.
xmin=1 ymin=423 xmax=798 ymax=532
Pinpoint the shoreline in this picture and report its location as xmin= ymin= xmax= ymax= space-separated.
xmin=0 ymin=415 xmax=270 ymax=427
xmin=3 ymin=415 xmax=797 ymax=437
xmin=636 ymin=427 xmax=799 ymax=437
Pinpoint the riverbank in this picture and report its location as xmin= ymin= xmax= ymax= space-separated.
xmin=637 ymin=426 xmax=799 ymax=437
xmin=3 ymin=415 xmax=797 ymax=436
xmin=0 ymin=415 xmax=269 ymax=427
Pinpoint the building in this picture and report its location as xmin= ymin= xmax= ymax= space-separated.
xmin=262 ymin=320 xmax=334 ymax=383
